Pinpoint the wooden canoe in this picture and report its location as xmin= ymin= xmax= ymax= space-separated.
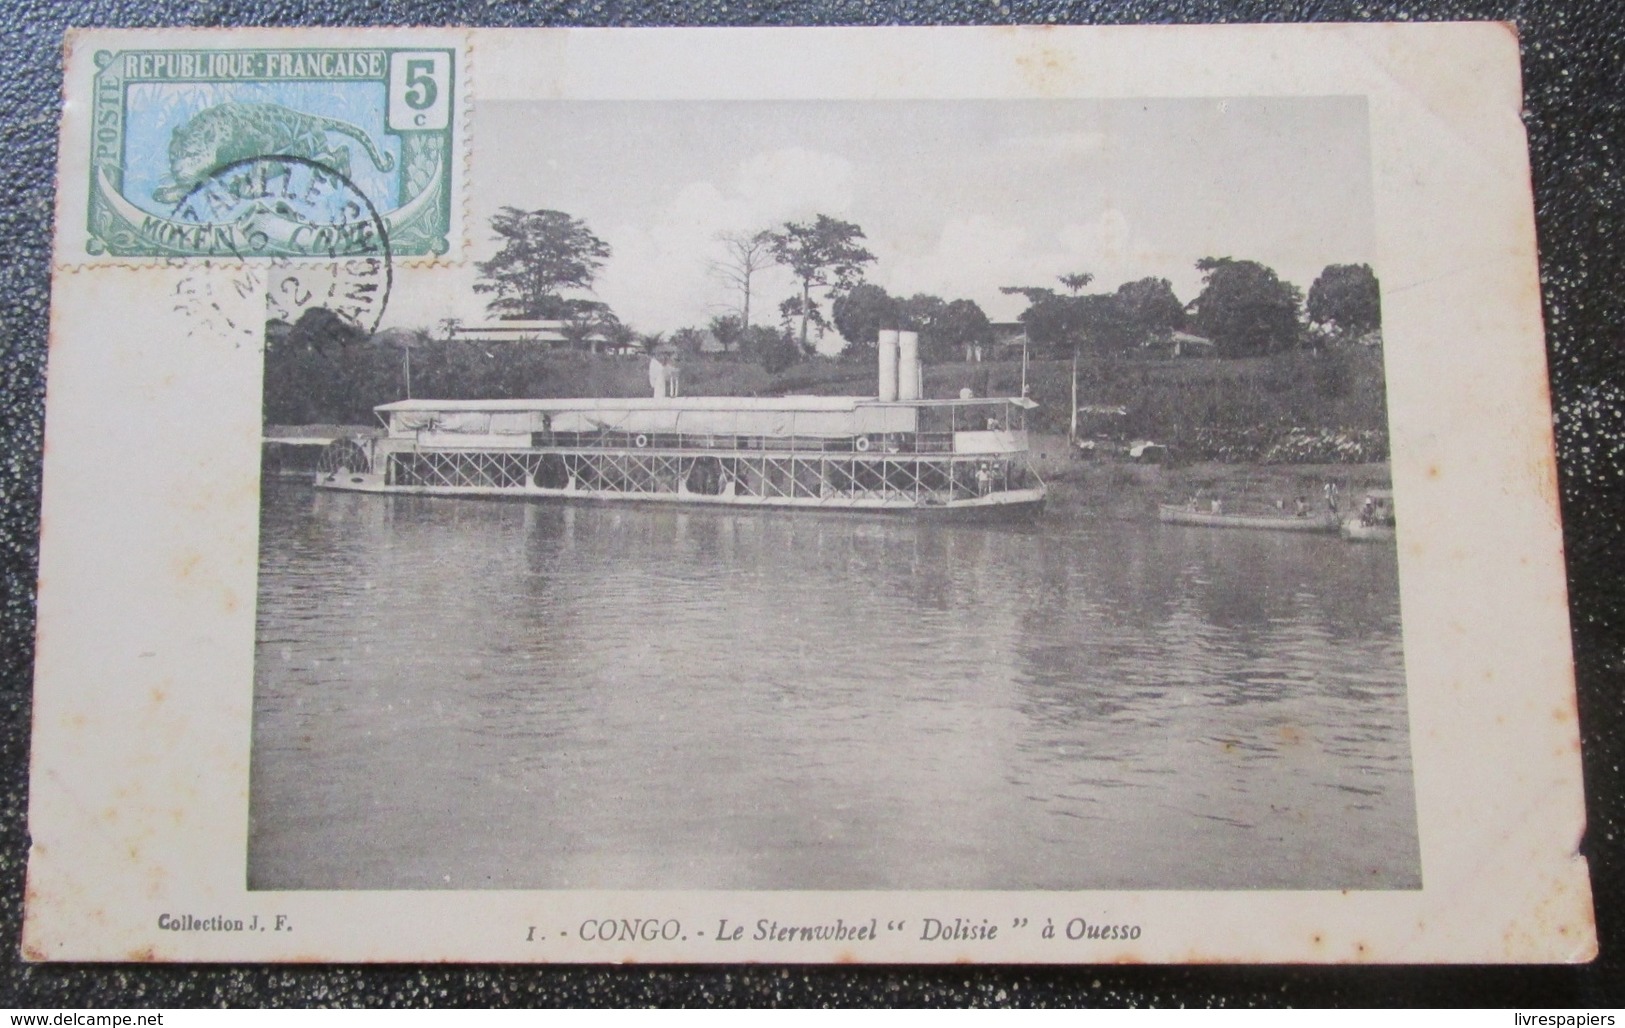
xmin=1158 ymin=504 xmax=1341 ymax=533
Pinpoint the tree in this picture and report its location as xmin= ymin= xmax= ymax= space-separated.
xmin=1115 ymin=277 xmax=1186 ymax=344
xmin=373 ymin=326 xmax=429 ymax=398
xmin=1002 ymin=276 xmax=1148 ymax=358
xmin=831 ymin=282 xmax=899 ymax=358
xmin=1073 ymin=292 xmax=1137 ymax=357
xmin=767 ymin=215 xmax=876 ymax=352
xmin=932 ymin=298 xmax=992 ymax=362
xmin=897 ymin=293 xmax=947 ymax=334
xmin=602 ymin=318 xmax=638 ymax=356
xmin=1058 ymin=271 xmax=1094 ymax=296
xmin=708 ymin=313 xmax=745 ymax=355
xmin=671 ymin=326 xmax=709 ymax=356
xmin=473 ymin=207 xmax=613 ymax=320
xmin=558 ymin=310 xmax=604 ymax=353
xmin=777 ymin=295 xmax=826 ymax=356
xmin=711 ymin=230 xmax=776 ymax=328
xmin=894 ymin=293 xmax=954 ymax=361
xmin=740 ymin=324 xmax=801 ymax=374
xmin=1189 ymin=257 xmax=1305 ymax=357
xmin=1001 ymin=286 xmax=1081 ymax=357
xmin=833 ymin=286 xmax=988 ymax=363
xmin=1307 ymin=263 xmax=1382 ymax=339
xmin=262 ymin=308 xmax=377 ymax=425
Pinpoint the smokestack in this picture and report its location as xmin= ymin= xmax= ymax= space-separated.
xmin=648 ymin=353 xmax=668 ymax=399
xmin=897 ymin=331 xmax=921 ymax=400
xmin=878 ymin=329 xmax=900 ymax=401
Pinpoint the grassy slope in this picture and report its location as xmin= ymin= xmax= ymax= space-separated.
xmin=270 ymin=346 xmax=1391 ymax=476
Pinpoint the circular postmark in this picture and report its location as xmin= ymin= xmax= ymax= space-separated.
xmin=168 ymin=155 xmax=393 ymax=336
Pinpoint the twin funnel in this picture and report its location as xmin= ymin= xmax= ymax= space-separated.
xmin=878 ymin=329 xmax=922 ymax=401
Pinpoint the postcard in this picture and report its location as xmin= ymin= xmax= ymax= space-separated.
xmin=24 ymin=23 xmax=1595 ymax=962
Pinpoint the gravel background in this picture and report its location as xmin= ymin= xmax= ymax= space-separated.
xmin=0 ymin=0 xmax=1620 ymax=1008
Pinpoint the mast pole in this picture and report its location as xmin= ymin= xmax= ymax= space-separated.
xmin=1070 ymin=352 xmax=1078 ymax=445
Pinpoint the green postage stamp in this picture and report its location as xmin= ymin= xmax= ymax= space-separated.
xmin=84 ymin=43 xmax=461 ymax=258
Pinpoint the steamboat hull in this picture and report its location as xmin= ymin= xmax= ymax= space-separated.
xmin=317 ymin=441 xmax=1046 ymax=517
xmin=317 ymin=472 xmax=1047 ymax=518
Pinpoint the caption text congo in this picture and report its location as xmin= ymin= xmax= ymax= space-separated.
xmin=528 ymin=915 xmax=1142 ymax=946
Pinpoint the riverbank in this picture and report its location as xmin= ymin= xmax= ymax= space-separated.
xmin=266 ymin=346 xmax=1389 ymax=448
xmin=1038 ymin=455 xmax=1391 ymax=522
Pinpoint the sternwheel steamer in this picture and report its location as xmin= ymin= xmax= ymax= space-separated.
xmin=314 ymin=329 xmax=1046 ymax=517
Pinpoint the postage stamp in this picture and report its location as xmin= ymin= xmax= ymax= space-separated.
xmin=25 ymin=25 xmax=1596 ymax=965
xmin=85 ymin=44 xmax=457 ymax=258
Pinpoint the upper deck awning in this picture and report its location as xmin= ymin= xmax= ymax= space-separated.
xmin=376 ymin=395 xmax=1035 ymax=442
xmin=376 ymin=396 xmax=868 ymax=413
xmin=373 ymin=395 xmax=1037 ymax=414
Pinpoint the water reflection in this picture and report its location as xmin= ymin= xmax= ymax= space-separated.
xmin=250 ymin=483 xmax=1419 ymax=890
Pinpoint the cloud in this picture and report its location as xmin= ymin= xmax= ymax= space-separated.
xmin=734 ymin=148 xmax=856 ymax=221
xmin=1058 ymin=207 xmax=1130 ymax=261
xmin=885 ymin=215 xmax=1033 ymax=319
xmin=877 ymin=203 xmax=1217 ymax=325
xmin=593 ymin=147 xmax=856 ymax=334
xmin=883 ymin=210 xmax=1150 ymax=322
xmin=1052 ymin=208 xmax=1210 ymax=301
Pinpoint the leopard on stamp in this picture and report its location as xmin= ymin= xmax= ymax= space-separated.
xmin=88 ymin=45 xmax=456 ymax=257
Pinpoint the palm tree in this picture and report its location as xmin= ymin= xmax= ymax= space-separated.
xmin=602 ymin=319 xmax=638 ymax=356
xmin=559 ymin=312 xmax=599 ymax=353
xmin=1059 ymin=272 xmax=1094 ymax=296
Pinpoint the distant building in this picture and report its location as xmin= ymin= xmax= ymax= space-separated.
xmin=447 ymin=320 xmax=617 ymax=352
xmin=1142 ymin=330 xmax=1216 ymax=359
xmin=990 ymin=321 xmax=1030 ymax=354
xmin=448 ymin=320 xmax=568 ymax=344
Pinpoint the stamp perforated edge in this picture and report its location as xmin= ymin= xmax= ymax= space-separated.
xmin=53 ymin=27 xmax=473 ymax=272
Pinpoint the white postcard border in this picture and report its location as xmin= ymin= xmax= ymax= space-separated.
xmin=24 ymin=23 xmax=1595 ymax=964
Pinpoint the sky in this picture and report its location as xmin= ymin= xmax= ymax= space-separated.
xmin=382 ymin=97 xmax=1376 ymax=354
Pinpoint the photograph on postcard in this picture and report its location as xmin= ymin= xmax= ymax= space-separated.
xmin=28 ymin=24 xmax=1593 ymax=963
xmin=247 ymin=95 xmax=1419 ymax=893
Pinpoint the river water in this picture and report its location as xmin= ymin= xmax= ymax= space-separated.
xmin=249 ymin=482 xmax=1419 ymax=891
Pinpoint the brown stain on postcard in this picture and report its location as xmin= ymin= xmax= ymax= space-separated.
xmin=1015 ymin=41 xmax=1076 ymax=95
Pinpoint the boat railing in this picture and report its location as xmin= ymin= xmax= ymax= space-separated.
xmin=530 ymin=430 xmax=962 ymax=454
xmin=382 ymin=446 xmax=1042 ymax=502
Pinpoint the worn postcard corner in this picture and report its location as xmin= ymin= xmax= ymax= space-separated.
xmin=25 ymin=22 xmax=1594 ymax=964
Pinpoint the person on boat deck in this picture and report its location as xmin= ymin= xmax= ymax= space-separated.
xmin=975 ymin=463 xmax=992 ymax=496
xmin=1295 ymin=496 xmax=1308 ymax=517
xmin=1210 ymin=497 xmax=1224 ymax=515
xmin=1324 ymin=481 xmax=1339 ymax=514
